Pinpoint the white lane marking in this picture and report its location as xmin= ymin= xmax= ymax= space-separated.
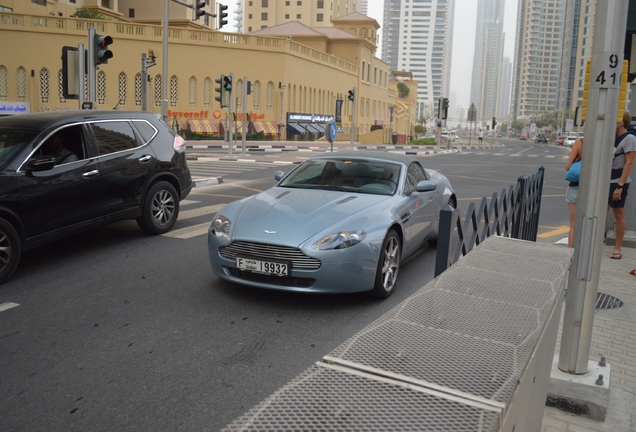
xmin=163 ymin=222 xmax=210 ymax=239
xmin=178 ymin=204 xmax=226 ymax=221
xmin=180 ymin=199 xmax=200 ymax=206
xmin=0 ymin=302 xmax=20 ymax=312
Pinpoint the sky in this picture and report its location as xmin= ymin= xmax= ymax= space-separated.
xmin=228 ymin=0 xmax=518 ymax=110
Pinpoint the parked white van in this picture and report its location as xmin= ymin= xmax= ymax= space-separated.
xmin=441 ymin=130 xmax=459 ymax=142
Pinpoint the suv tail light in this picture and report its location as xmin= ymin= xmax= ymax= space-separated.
xmin=173 ymin=135 xmax=186 ymax=153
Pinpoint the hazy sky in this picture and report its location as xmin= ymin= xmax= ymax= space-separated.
xmin=228 ymin=0 xmax=518 ymax=110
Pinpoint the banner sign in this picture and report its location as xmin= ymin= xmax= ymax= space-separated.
xmin=335 ymin=100 xmax=343 ymax=123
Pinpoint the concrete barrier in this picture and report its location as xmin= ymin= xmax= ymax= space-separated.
xmin=223 ymin=237 xmax=573 ymax=432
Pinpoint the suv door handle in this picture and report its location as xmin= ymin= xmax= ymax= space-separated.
xmin=82 ymin=170 xmax=99 ymax=179
xmin=139 ymin=155 xmax=152 ymax=163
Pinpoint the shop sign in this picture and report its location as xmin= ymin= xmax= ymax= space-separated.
xmin=287 ymin=112 xmax=334 ymax=123
xmin=0 ymin=102 xmax=30 ymax=115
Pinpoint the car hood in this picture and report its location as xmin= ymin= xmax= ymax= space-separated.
xmin=232 ymin=187 xmax=391 ymax=245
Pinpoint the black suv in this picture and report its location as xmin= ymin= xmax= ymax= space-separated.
xmin=0 ymin=111 xmax=192 ymax=283
xmin=535 ymin=133 xmax=548 ymax=144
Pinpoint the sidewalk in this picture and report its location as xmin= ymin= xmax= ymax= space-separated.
xmin=184 ymin=139 xmax=504 ymax=162
xmin=543 ymin=242 xmax=636 ymax=431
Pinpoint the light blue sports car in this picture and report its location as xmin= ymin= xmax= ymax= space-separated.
xmin=208 ymin=151 xmax=456 ymax=298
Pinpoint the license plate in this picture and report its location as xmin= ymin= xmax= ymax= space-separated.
xmin=236 ymin=256 xmax=290 ymax=276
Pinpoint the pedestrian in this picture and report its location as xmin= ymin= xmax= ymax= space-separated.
xmin=608 ymin=110 xmax=636 ymax=259
xmin=565 ymin=137 xmax=583 ymax=248
xmin=478 ymin=129 xmax=483 ymax=144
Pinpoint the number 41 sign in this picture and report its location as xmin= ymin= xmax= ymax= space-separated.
xmin=590 ymin=53 xmax=624 ymax=89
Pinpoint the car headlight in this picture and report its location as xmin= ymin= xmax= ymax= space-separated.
xmin=211 ymin=215 xmax=231 ymax=239
xmin=312 ymin=230 xmax=366 ymax=250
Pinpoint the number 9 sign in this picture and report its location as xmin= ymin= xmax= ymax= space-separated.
xmin=591 ymin=52 xmax=623 ymax=89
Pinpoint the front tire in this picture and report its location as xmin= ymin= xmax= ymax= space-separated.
xmin=137 ymin=181 xmax=180 ymax=235
xmin=0 ymin=217 xmax=21 ymax=284
xmin=371 ymin=230 xmax=401 ymax=299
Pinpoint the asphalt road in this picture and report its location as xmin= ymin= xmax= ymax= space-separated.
xmin=0 ymin=140 xmax=573 ymax=431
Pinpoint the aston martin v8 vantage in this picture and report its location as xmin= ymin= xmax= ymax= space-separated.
xmin=208 ymin=151 xmax=456 ymax=298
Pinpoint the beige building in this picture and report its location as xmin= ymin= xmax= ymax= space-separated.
xmin=242 ymin=0 xmax=359 ymax=33
xmin=0 ymin=1 xmax=415 ymax=143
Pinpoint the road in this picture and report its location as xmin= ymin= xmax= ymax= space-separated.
xmin=0 ymin=140 xmax=572 ymax=431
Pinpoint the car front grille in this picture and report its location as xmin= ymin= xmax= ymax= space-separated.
xmin=220 ymin=241 xmax=322 ymax=270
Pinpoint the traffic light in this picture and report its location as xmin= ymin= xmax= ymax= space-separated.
xmin=492 ymin=117 xmax=497 ymax=129
xmin=246 ymin=81 xmax=252 ymax=95
xmin=93 ymin=33 xmax=113 ymax=66
xmin=347 ymin=89 xmax=355 ymax=101
xmin=215 ymin=74 xmax=227 ymax=108
xmin=441 ymin=97 xmax=449 ymax=120
xmin=223 ymin=75 xmax=232 ymax=92
xmin=218 ymin=3 xmax=228 ymax=29
xmin=194 ymin=1 xmax=205 ymax=21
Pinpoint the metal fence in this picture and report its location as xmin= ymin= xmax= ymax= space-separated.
xmin=435 ymin=166 xmax=545 ymax=277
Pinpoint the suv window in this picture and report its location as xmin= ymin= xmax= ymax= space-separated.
xmin=0 ymin=128 xmax=39 ymax=168
xmin=132 ymin=120 xmax=158 ymax=144
xmin=91 ymin=121 xmax=139 ymax=155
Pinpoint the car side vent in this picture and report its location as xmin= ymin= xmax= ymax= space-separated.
xmin=336 ymin=196 xmax=357 ymax=205
xmin=276 ymin=191 xmax=291 ymax=200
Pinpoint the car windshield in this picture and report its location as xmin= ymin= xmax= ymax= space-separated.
xmin=279 ymin=159 xmax=401 ymax=195
xmin=0 ymin=128 xmax=39 ymax=169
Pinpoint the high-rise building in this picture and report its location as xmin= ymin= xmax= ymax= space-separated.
xmin=498 ymin=56 xmax=512 ymax=119
xmin=380 ymin=0 xmax=455 ymax=119
xmin=558 ymin=0 xmax=587 ymax=117
xmin=241 ymin=0 xmax=359 ymax=33
xmin=469 ymin=0 xmax=505 ymax=122
xmin=511 ymin=0 xmax=566 ymax=120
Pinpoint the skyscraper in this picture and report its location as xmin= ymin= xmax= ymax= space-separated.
xmin=511 ymin=0 xmax=566 ymax=120
xmin=381 ymin=0 xmax=455 ymax=118
xmin=470 ymin=0 xmax=505 ymax=122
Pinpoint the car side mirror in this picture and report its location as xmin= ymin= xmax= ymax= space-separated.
xmin=415 ymin=180 xmax=437 ymax=193
xmin=274 ymin=171 xmax=285 ymax=181
xmin=24 ymin=155 xmax=56 ymax=173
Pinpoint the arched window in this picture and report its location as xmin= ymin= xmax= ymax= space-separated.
xmin=189 ymin=76 xmax=197 ymax=108
xmin=118 ymin=72 xmax=127 ymax=106
xmin=57 ymin=69 xmax=66 ymax=104
xmin=170 ymin=75 xmax=178 ymax=107
xmin=17 ymin=67 xmax=27 ymax=102
xmin=134 ymin=73 xmax=142 ymax=106
xmin=266 ymin=81 xmax=274 ymax=111
xmin=236 ymin=79 xmax=244 ymax=109
xmin=203 ymin=77 xmax=212 ymax=108
xmin=0 ymin=66 xmax=8 ymax=101
xmin=39 ymin=68 xmax=50 ymax=104
xmin=97 ymin=70 xmax=106 ymax=105
xmin=154 ymin=74 xmax=162 ymax=107
xmin=252 ymin=80 xmax=261 ymax=110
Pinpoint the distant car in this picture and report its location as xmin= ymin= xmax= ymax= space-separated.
xmin=535 ymin=133 xmax=548 ymax=144
xmin=564 ymin=136 xmax=580 ymax=147
xmin=556 ymin=136 xmax=565 ymax=146
xmin=520 ymin=135 xmax=528 ymax=141
xmin=208 ymin=151 xmax=456 ymax=299
xmin=0 ymin=110 xmax=192 ymax=283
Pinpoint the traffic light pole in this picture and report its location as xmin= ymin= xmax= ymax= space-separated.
xmin=87 ymin=27 xmax=96 ymax=104
xmin=559 ymin=0 xmax=629 ymax=375
xmin=78 ymin=43 xmax=86 ymax=107
xmin=242 ymin=75 xmax=247 ymax=156
xmin=350 ymin=86 xmax=356 ymax=148
xmin=161 ymin=0 xmax=169 ymax=120
xmin=228 ymin=72 xmax=234 ymax=157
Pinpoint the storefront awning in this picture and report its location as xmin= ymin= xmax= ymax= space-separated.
xmin=252 ymin=121 xmax=278 ymax=135
xmin=287 ymin=123 xmax=305 ymax=134
xmin=187 ymin=119 xmax=219 ymax=134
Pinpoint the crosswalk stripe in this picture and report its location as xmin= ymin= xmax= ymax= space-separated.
xmin=0 ymin=302 xmax=20 ymax=312
xmin=178 ymin=203 xmax=226 ymax=221
xmin=163 ymin=222 xmax=211 ymax=239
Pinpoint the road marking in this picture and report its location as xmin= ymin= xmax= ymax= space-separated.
xmin=538 ymin=226 xmax=570 ymax=238
xmin=178 ymin=203 xmax=226 ymax=221
xmin=0 ymin=302 xmax=20 ymax=312
xmin=180 ymin=199 xmax=200 ymax=206
xmin=163 ymin=222 xmax=211 ymax=239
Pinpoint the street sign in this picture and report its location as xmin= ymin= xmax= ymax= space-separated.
xmin=565 ymin=119 xmax=574 ymax=132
